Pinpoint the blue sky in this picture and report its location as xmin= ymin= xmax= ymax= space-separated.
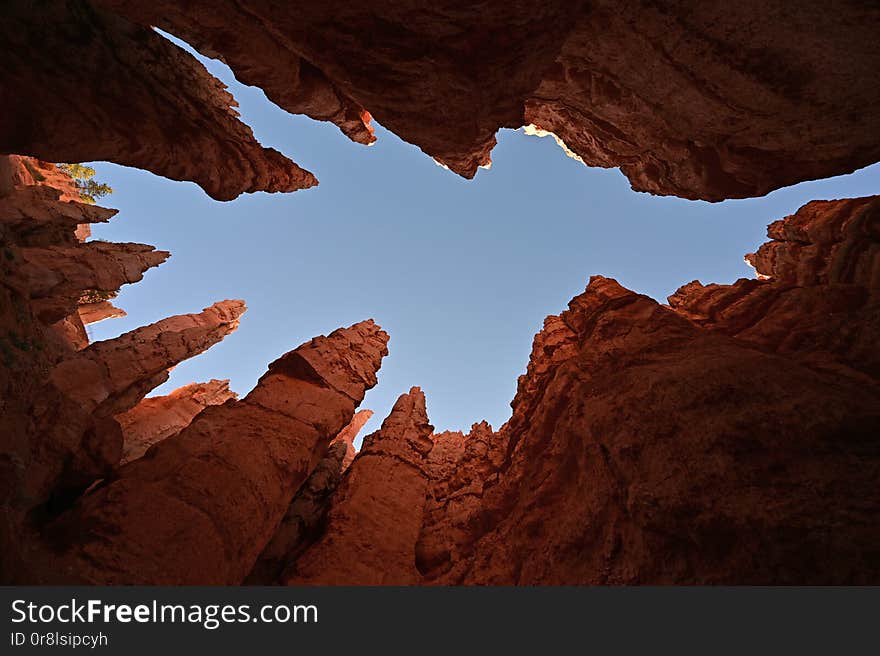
xmin=87 ymin=41 xmax=880 ymax=441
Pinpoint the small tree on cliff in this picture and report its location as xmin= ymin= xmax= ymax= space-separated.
xmin=57 ymin=163 xmax=113 ymax=204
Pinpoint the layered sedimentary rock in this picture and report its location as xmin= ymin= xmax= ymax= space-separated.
xmin=0 ymin=156 xmax=172 ymax=522
xmin=284 ymin=389 xmax=434 ymax=585
xmin=7 ymin=166 xmax=874 ymax=584
xmin=0 ymin=157 xmax=83 ymax=203
xmin=416 ymin=422 xmax=508 ymax=578
xmin=669 ymin=196 xmax=880 ymax=376
xmin=12 ymin=242 xmax=168 ymax=324
xmin=0 ymin=0 xmax=316 ymax=201
xmin=245 ymin=409 xmax=373 ymax=584
xmin=48 ymin=321 xmax=388 ymax=584
xmin=115 ymin=379 xmax=237 ymax=464
xmin=0 ymin=1 xmax=856 ymax=199
xmin=409 ymin=196 xmax=879 ymax=584
xmin=2 ymin=1 xmax=880 ymax=586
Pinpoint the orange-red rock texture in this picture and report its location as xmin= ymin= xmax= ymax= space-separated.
xmin=0 ymin=1 xmax=878 ymax=584
xmin=4 ymin=1 xmax=880 ymax=200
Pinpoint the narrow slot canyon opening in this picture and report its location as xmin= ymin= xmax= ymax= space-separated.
xmin=1 ymin=1 xmax=878 ymax=587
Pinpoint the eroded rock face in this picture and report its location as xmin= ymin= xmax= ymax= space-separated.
xmin=0 ymin=157 xmax=162 ymax=507
xmin=115 ymin=379 xmax=237 ymax=464
xmin=1 ymin=2 xmax=879 ymax=585
xmin=50 ymin=301 xmax=245 ymax=418
xmin=8 ymin=0 xmax=862 ymax=200
xmin=669 ymin=195 xmax=880 ymax=376
xmin=416 ymin=422 xmax=508 ymax=580
xmin=12 ymin=242 xmax=169 ymax=324
xmin=265 ymin=196 xmax=876 ymax=586
xmin=0 ymin=0 xmax=316 ymax=201
xmin=77 ymin=299 xmax=126 ymax=328
xmin=283 ymin=388 xmax=434 ymax=585
xmin=46 ymin=321 xmax=388 ymax=584
xmin=413 ymin=196 xmax=878 ymax=584
xmin=426 ymin=275 xmax=879 ymax=584
xmin=245 ymin=409 xmax=373 ymax=585
xmin=0 ymin=157 xmax=250 ymax=582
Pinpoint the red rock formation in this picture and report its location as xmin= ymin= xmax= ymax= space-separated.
xmin=0 ymin=0 xmax=316 ymax=201
xmin=46 ymin=321 xmax=388 ymax=584
xmin=50 ymin=300 xmax=245 ymax=418
xmin=2 ymin=4 xmax=880 ymax=586
xmin=245 ymin=409 xmax=373 ymax=584
xmin=331 ymin=409 xmax=373 ymax=470
xmin=115 ymin=379 xmax=237 ymax=464
xmin=420 ymin=275 xmax=880 ymax=584
xmin=0 ymin=156 xmax=251 ymax=583
xmin=0 ymin=186 xmax=115 ymax=249
xmin=416 ymin=422 xmax=508 ymax=579
xmin=669 ymin=195 xmax=880 ymax=376
xmin=54 ymin=0 xmax=878 ymax=200
xmin=11 ymin=242 xmax=168 ymax=324
xmin=0 ymin=157 xmax=83 ymax=203
xmin=283 ymin=388 xmax=434 ymax=585
xmin=77 ymin=299 xmax=126 ymax=328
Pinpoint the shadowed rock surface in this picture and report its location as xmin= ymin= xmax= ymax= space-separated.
xmin=245 ymin=409 xmax=373 ymax=585
xmin=1 ymin=1 xmax=879 ymax=584
xmin=1 ymin=0 xmax=872 ymax=200
xmin=0 ymin=1 xmax=317 ymax=200
xmin=425 ymin=277 xmax=879 ymax=584
xmin=283 ymin=389 xmax=434 ymax=585
xmin=1 ymin=155 xmax=878 ymax=585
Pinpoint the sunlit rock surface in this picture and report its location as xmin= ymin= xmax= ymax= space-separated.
xmin=115 ymin=379 xmax=237 ymax=464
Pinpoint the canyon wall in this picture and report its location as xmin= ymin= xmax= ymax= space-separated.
xmin=3 ymin=1 xmax=879 ymax=200
xmin=1 ymin=169 xmax=877 ymax=585
xmin=0 ymin=1 xmax=878 ymax=585
xmin=272 ymin=198 xmax=878 ymax=585
xmin=0 ymin=157 xmax=388 ymax=583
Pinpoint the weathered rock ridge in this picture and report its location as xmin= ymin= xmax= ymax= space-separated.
xmin=1 ymin=150 xmax=878 ymax=583
xmin=48 ymin=321 xmax=388 ymax=584
xmin=3 ymin=1 xmax=879 ymax=200
xmin=0 ymin=156 xmax=264 ymax=581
